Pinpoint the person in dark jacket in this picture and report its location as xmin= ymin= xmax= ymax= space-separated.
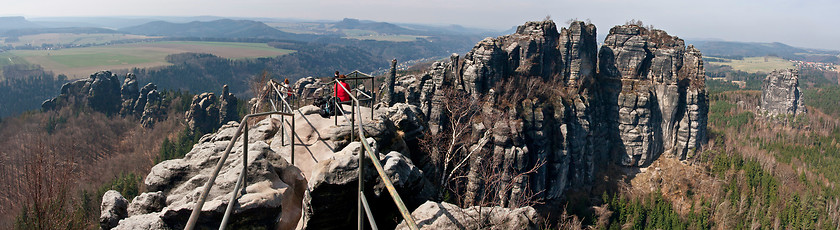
xmin=334 ymin=71 xmax=351 ymax=102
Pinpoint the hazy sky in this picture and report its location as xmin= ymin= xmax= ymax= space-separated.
xmin=3 ymin=0 xmax=839 ymax=50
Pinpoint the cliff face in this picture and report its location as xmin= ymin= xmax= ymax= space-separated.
xmin=760 ymin=69 xmax=806 ymax=116
xmin=386 ymin=21 xmax=708 ymax=203
xmin=599 ymin=25 xmax=708 ymax=166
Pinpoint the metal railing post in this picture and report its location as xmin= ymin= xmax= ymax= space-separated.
xmin=370 ymin=77 xmax=374 ymax=120
xmin=243 ymin=124 xmax=248 ymax=192
xmin=281 ymin=114 xmax=286 ymax=146
xmin=185 ymin=120 xmax=247 ymax=230
xmin=357 ymin=103 xmax=364 ymax=230
xmin=291 ymin=112 xmax=295 ymax=165
xmin=219 ymin=124 xmax=248 ymax=230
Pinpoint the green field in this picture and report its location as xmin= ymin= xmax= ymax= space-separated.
xmin=706 ymin=56 xmax=795 ymax=73
xmin=3 ymin=41 xmax=294 ymax=79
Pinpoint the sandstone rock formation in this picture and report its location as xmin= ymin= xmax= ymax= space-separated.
xmin=219 ymin=85 xmax=239 ymax=124
xmin=292 ymin=76 xmax=331 ymax=100
xmin=120 ymin=73 xmax=139 ymax=116
xmin=760 ymin=69 xmax=806 ymax=116
xmin=127 ymin=191 xmax=166 ymax=216
xmin=41 ymin=71 xmax=167 ymax=127
xmin=396 ymin=201 xmax=539 ymax=230
xmin=110 ymin=20 xmax=708 ymax=229
xmin=301 ymin=146 xmax=434 ymax=229
xmin=101 ymin=190 xmax=129 ymax=230
xmin=381 ymin=58 xmax=398 ymax=107
xmin=185 ymin=92 xmax=220 ymax=134
xmin=386 ymin=20 xmax=707 ymax=204
xmin=42 ymin=70 xmax=122 ymax=115
xmin=599 ymin=24 xmax=708 ymax=166
xmin=107 ymin=103 xmax=433 ymax=229
xmin=140 ymin=87 xmax=164 ymax=128
xmin=107 ymin=119 xmax=307 ymax=229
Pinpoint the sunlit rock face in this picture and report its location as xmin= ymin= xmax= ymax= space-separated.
xmin=760 ymin=69 xmax=806 ymax=117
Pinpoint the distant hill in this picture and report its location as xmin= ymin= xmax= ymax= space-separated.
xmin=395 ymin=23 xmax=501 ymax=36
xmin=0 ymin=16 xmax=42 ymax=32
xmin=690 ymin=40 xmax=840 ymax=64
xmin=120 ymin=19 xmax=315 ymax=41
xmin=334 ymin=18 xmax=419 ymax=35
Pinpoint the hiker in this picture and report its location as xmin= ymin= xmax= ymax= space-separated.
xmin=334 ymin=71 xmax=351 ymax=102
xmin=282 ymin=78 xmax=293 ymax=98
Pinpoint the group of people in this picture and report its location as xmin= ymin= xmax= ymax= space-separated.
xmin=309 ymin=71 xmax=352 ymax=118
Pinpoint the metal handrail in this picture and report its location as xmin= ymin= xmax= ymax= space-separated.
xmin=334 ymin=75 xmax=419 ymax=230
xmin=185 ymin=70 xmax=418 ymax=229
xmin=185 ymin=85 xmax=298 ymax=230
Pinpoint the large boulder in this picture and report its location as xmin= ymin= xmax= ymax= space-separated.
xmin=113 ymin=213 xmax=169 ymax=230
xmin=760 ymin=69 xmax=806 ymax=117
xmin=301 ymin=140 xmax=434 ymax=229
xmin=293 ymin=76 xmax=331 ymax=100
xmin=100 ymin=190 xmax=129 ymax=230
xmin=396 ymin=201 xmax=539 ymax=230
xmin=376 ymin=103 xmax=426 ymax=140
xmin=127 ymin=191 xmax=166 ymax=216
xmin=109 ymin=119 xmax=306 ymax=229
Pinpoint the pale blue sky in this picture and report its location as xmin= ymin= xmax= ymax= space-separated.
xmin=3 ymin=0 xmax=838 ymax=50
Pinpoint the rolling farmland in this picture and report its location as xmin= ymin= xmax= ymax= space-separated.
xmin=3 ymin=41 xmax=294 ymax=79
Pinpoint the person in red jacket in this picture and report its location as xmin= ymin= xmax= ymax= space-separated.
xmin=334 ymin=71 xmax=351 ymax=102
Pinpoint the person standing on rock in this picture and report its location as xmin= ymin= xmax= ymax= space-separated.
xmin=283 ymin=78 xmax=293 ymax=98
xmin=334 ymin=71 xmax=351 ymax=102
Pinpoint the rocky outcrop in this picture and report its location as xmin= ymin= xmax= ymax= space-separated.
xmin=120 ymin=73 xmax=139 ymax=116
xmin=599 ymin=25 xmax=708 ymax=165
xmin=293 ymin=76 xmax=331 ymax=100
xmin=219 ymin=85 xmax=239 ymax=125
xmin=760 ymin=69 xmax=806 ymax=117
xmin=301 ymin=142 xmax=434 ymax=230
xmin=42 ymin=70 xmax=121 ymax=115
xmin=376 ymin=103 xmax=426 ymax=140
xmin=396 ymin=201 xmax=539 ymax=230
xmin=107 ymin=119 xmax=306 ymax=229
xmin=185 ymin=92 xmax=220 ymax=134
xmin=101 ymin=190 xmax=129 ymax=230
xmin=386 ymin=20 xmax=707 ymax=204
xmin=106 ymin=20 xmax=709 ymax=229
xmin=140 ymin=87 xmax=164 ymax=128
xmin=381 ymin=59 xmax=398 ymax=107
xmin=127 ymin=191 xmax=166 ymax=216
xmin=41 ymin=71 xmax=168 ymax=127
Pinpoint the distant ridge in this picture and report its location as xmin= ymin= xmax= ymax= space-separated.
xmin=333 ymin=18 xmax=419 ymax=35
xmin=120 ymin=19 xmax=315 ymax=41
xmin=690 ymin=40 xmax=840 ymax=64
xmin=0 ymin=16 xmax=43 ymax=32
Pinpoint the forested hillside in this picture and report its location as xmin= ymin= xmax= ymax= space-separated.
xmin=133 ymin=42 xmax=385 ymax=97
xmin=0 ymin=65 xmax=65 ymax=117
